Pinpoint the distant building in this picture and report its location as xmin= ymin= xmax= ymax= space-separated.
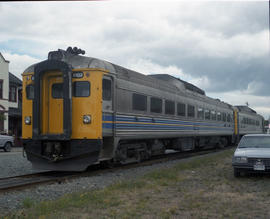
xmin=0 ymin=52 xmax=22 ymax=146
xmin=8 ymin=72 xmax=22 ymax=146
xmin=0 ymin=53 xmax=10 ymax=133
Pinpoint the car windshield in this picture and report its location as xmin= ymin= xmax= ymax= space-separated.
xmin=238 ymin=136 xmax=270 ymax=148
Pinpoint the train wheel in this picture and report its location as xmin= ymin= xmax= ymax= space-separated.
xmin=221 ymin=137 xmax=228 ymax=147
xmin=136 ymin=151 xmax=142 ymax=163
xmin=216 ymin=138 xmax=228 ymax=149
xmin=103 ymin=159 xmax=115 ymax=168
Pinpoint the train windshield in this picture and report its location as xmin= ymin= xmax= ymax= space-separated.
xmin=50 ymin=81 xmax=91 ymax=98
xmin=73 ymin=81 xmax=90 ymax=97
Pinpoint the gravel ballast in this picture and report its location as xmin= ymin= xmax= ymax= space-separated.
xmin=0 ymin=148 xmax=44 ymax=178
xmin=0 ymin=148 xmax=225 ymax=216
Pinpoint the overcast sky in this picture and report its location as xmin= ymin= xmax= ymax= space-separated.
xmin=0 ymin=1 xmax=269 ymax=119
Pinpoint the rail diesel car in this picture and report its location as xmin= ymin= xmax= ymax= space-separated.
xmin=22 ymin=47 xmax=264 ymax=171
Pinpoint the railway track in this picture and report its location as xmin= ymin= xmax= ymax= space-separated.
xmin=0 ymin=171 xmax=78 ymax=193
xmin=0 ymin=145 xmax=234 ymax=193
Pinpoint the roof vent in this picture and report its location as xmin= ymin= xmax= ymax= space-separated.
xmin=66 ymin=47 xmax=85 ymax=55
xmin=48 ymin=47 xmax=86 ymax=61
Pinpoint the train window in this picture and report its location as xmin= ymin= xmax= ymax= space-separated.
xmin=165 ymin=100 xmax=175 ymax=115
xmin=132 ymin=93 xmax=147 ymax=111
xmin=217 ymin=112 xmax=221 ymax=121
xmin=205 ymin=110 xmax=210 ymax=120
xmin=52 ymin=83 xmax=63 ymax=99
xmin=227 ymin=114 xmax=231 ymax=122
xmin=187 ymin=105 xmax=195 ymax=118
xmin=256 ymin=121 xmax=259 ymax=126
xmin=222 ymin=112 xmax=226 ymax=122
xmin=26 ymin=84 xmax=34 ymax=100
xmin=197 ymin=108 xmax=204 ymax=119
xmin=102 ymin=79 xmax=111 ymax=101
xmin=151 ymin=97 xmax=162 ymax=113
xmin=73 ymin=81 xmax=90 ymax=97
xmin=211 ymin=111 xmax=216 ymax=120
xmin=177 ymin=103 xmax=186 ymax=117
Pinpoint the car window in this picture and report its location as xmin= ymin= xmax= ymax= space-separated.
xmin=238 ymin=136 xmax=270 ymax=148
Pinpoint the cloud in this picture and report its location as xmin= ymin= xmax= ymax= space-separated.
xmin=2 ymin=52 xmax=41 ymax=79
xmin=126 ymin=58 xmax=211 ymax=90
xmin=245 ymin=81 xmax=266 ymax=95
xmin=194 ymin=30 xmax=268 ymax=59
xmin=1 ymin=2 xmax=268 ymax=60
xmin=0 ymin=1 xmax=269 ymax=118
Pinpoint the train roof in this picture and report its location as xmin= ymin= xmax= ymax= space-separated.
xmin=235 ymin=106 xmax=257 ymax=114
xmin=149 ymin=74 xmax=205 ymax=95
xmin=235 ymin=106 xmax=265 ymax=119
xmin=23 ymin=48 xmax=206 ymax=94
xmin=23 ymin=47 xmax=232 ymax=108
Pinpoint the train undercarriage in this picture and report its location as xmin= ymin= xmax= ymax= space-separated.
xmin=23 ymin=135 xmax=232 ymax=171
xmin=111 ymin=135 xmax=232 ymax=165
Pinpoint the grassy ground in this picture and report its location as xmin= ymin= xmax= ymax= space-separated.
xmin=5 ymin=148 xmax=270 ymax=219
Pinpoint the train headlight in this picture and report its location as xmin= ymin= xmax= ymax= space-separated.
xmin=24 ymin=116 xmax=31 ymax=125
xmin=83 ymin=115 xmax=91 ymax=124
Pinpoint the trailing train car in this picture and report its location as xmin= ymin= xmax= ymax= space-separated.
xmin=235 ymin=105 xmax=264 ymax=136
xmin=22 ymin=47 xmax=264 ymax=171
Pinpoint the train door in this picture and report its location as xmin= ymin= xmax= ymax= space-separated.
xmin=100 ymin=75 xmax=114 ymax=159
xmin=48 ymin=76 xmax=63 ymax=134
xmin=41 ymin=73 xmax=64 ymax=134
xmin=102 ymin=76 xmax=113 ymax=136
xmin=102 ymin=76 xmax=113 ymax=111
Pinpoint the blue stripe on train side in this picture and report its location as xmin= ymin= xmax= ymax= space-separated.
xmin=102 ymin=123 xmax=113 ymax=129
xmin=102 ymin=114 xmax=233 ymax=132
xmin=115 ymin=115 xmax=228 ymax=128
xmin=115 ymin=123 xmax=230 ymax=131
xmin=103 ymin=115 xmax=114 ymax=121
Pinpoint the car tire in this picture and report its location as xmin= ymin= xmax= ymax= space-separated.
xmin=234 ymin=168 xmax=240 ymax=177
xmin=4 ymin=142 xmax=11 ymax=152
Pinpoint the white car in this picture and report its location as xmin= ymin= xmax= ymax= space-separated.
xmin=0 ymin=135 xmax=14 ymax=152
xmin=232 ymin=134 xmax=270 ymax=177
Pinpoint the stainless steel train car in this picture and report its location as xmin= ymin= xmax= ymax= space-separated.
xmin=235 ymin=105 xmax=264 ymax=136
xmin=22 ymin=47 xmax=264 ymax=171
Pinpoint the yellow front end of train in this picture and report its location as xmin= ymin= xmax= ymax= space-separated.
xmin=22 ymin=59 xmax=107 ymax=171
